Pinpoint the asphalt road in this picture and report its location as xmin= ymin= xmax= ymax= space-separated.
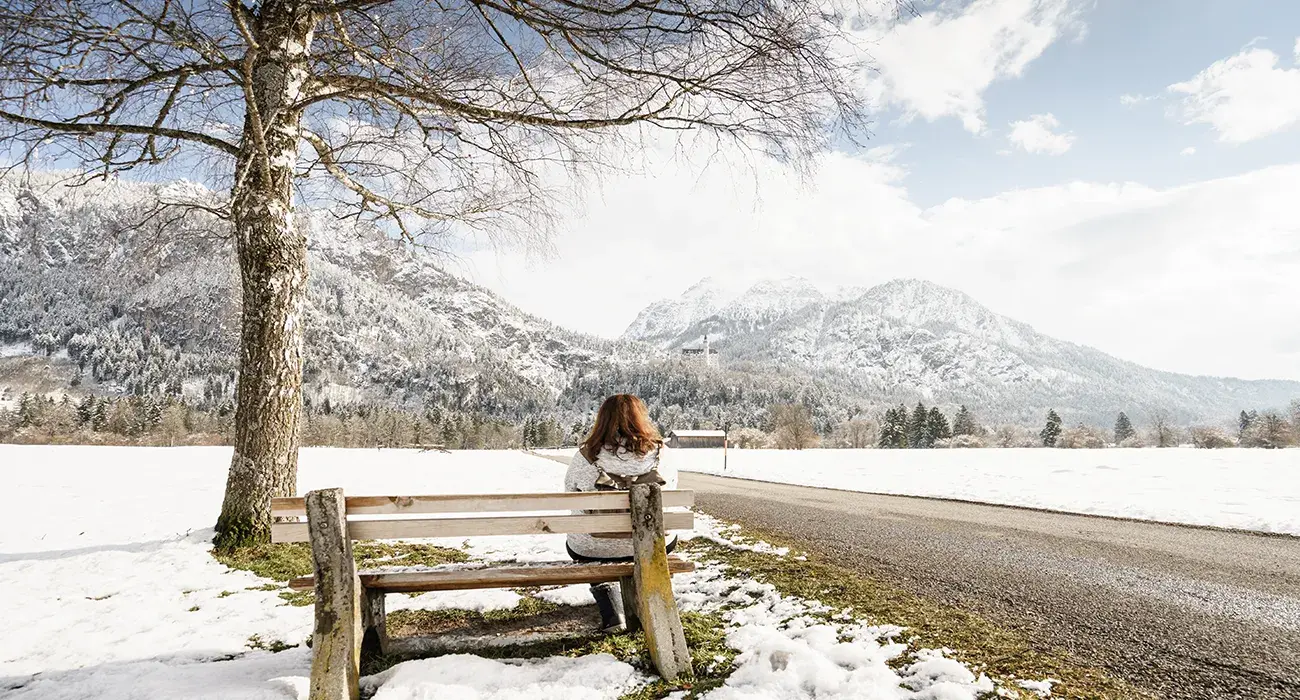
xmin=680 ymin=471 xmax=1300 ymax=700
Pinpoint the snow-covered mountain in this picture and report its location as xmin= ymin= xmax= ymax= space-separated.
xmin=0 ymin=174 xmax=639 ymax=417
xmin=4 ymin=172 xmax=1295 ymax=428
xmin=623 ymin=277 xmax=1300 ymax=423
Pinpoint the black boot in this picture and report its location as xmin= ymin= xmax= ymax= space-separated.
xmin=591 ymin=582 xmax=625 ymax=633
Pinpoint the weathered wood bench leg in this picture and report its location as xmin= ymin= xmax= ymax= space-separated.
xmin=630 ymin=483 xmax=692 ymax=681
xmin=618 ymin=574 xmax=641 ymax=634
xmin=361 ymin=587 xmax=388 ymax=662
xmin=306 ymin=488 xmax=362 ymax=700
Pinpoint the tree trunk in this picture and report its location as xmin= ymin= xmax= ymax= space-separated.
xmin=215 ymin=1 xmax=317 ymax=550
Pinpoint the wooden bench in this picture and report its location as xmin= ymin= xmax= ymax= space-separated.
xmin=271 ymin=485 xmax=696 ymax=700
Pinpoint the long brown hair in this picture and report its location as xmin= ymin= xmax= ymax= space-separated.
xmin=580 ymin=394 xmax=662 ymax=464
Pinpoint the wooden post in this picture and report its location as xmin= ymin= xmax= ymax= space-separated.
xmin=629 ymin=483 xmax=692 ymax=681
xmin=305 ymin=488 xmax=362 ymax=700
xmin=619 ymin=574 xmax=642 ymax=634
xmin=360 ymin=587 xmax=388 ymax=661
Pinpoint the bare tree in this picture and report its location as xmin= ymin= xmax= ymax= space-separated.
xmin=1 ymin=0 xmax=900 ymax=547
xmin=1148 ymin=409 xmax=1177 ymax=448
xmin=770 ymin=404 xmax=818 ymax=450
xmin=832 ymin=418 xmax=878 ymax=449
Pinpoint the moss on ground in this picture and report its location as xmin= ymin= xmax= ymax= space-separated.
xmin=377 ymin=595 xmax=733 ymax=699
xmin=386 ymin=595 xmax=562 ymax=636
xmin=212 ymin=540 xmax=470 ymax=608
xmin=678 ymin=535 xmax=1152 ymax=700
xmin=213 ymin=541 xmax=469 ymax=583
xmin=212 ymin=542 xmax=315 ymax=582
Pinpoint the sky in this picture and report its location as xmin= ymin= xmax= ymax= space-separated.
xmin=461 ymin=0 xmax=1300 ymax=381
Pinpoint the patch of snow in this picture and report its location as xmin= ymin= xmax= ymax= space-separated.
xmin=655 ymin=447 xmax=1300 ymax=536
xmin=1016 ymin=678 xmax=1056 ymax=697
xmin=368 ymin=654 xmax=643 ymax=700
xmin=535 ymin=584 xmax=596 ymax=607
xmin=0 ymin=341 xmax=34 ymax=357
xmin=387 ymin=588 xmax=523 ymax=614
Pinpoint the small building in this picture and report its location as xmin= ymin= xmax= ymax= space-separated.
xmin=666 ymin=429 xmax=727 ymax=449
xmin=680 ymin=334 xmax=719 ymax=367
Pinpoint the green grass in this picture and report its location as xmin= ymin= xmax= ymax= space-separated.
xmin=246 ymin=634 xmax=297 ymax=653
xmin=382 ymin=603 xmax=735 ymax=699
xmin=278 ymin=590 xmax=314 ymax=607
xmin=213 ymin=541 xmax=469 ymax=583
xmin=386 ymin=594 xmax=561 ymax=636
xmin=679 ymin=534 xmax=1152 ymax=700
xmin=212 ymin=540 xmax=471 ymax=608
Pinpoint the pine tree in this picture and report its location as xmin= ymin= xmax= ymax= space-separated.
xmin=77 ymin=395 xmax=96 ymax=426
xmin=927 ymin=407 xmax=952 ymax=443
xmin=1114 ymin=411 xmax=1135 ymax=444
xmin=92 ymin=398 xmax=111 ymax=432
xmin=17 ymin=393 xmax=39 ymax=427
xmin=908 ymin=402 xmax=931 ymax=449
xmin=1040 ymin=409 xmax=1063 ymax=447
xmin=877 ymin=405 xmax=901 ymax=448
xmin=1238 ymin=410 xmax=1253 ymax=438
xmin=522 ymin=416 xmax=536 ymax=448
xmin=951 ymin=405 xmax=977 ymax=437
xmin=441 ymin=417 xmax=457 ymax=450
xmin=143 ymin=396 xmax=163 ymax=430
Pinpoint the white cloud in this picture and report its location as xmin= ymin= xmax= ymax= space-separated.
xmin=1169 ymin=39 xmax=1300 ymax=143
xmin=1119 ymin=93 xmax=1155 ymax=106
xmin=469 ymin=137 xmax=1300 ymax=380
xmin=1181 ymin=146 xmax=1197 ymax=156
xmin=858 ymin=0 xmax=1089 ymax=132
xmin=1007 ymin=113 xmax=1075 ymax=155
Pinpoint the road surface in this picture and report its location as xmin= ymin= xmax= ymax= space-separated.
xmin=680 ymin=471 xmax=1300 ymax=700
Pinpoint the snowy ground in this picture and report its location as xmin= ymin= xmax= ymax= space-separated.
xmin=1 ymin=445 xmax=1026 ymax=700
xmin=539 ymin=447 xmax=1300 ymax=536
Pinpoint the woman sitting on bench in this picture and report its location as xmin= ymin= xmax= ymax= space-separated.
xmin=565 ymin=393 xmax=678 ymax=633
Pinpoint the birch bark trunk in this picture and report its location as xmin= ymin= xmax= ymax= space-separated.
xmin=215 ymin=1 xmax=318 ymax=549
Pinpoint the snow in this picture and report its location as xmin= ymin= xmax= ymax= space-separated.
xmin=0 ymin=341 xmax=34 ymax=357
xmin=1016 ymin=678 xmax=1056 ymax=697
xmin=2 ymin=445 xmax=1002 ymax=700
xmin=540 ymin=447 xmax=1300 ymax=536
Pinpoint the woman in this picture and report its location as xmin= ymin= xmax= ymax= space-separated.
xmin=565 ymin=394 xmax=678 ymax=633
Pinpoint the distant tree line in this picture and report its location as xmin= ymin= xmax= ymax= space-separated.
xmin=4 ymin=387 xmax=1297 ymax=451
xmin=0 ymin=390 xmax=572 ymax=450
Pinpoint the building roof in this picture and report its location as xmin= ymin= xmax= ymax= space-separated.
xmin=669 ymin=429 xmax=726 ymax=438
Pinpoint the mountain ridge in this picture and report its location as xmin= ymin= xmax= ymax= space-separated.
xmin=1 ymin=172 xmax=1295 ymax=429
xmin=621 ymin=277 xmax=1300 ymax=423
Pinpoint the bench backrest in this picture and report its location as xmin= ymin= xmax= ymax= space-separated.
xmin=270 ymin=490 xmax=695 ymax=543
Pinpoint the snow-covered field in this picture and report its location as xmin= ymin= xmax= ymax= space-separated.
xmin=1 ymin=445 xmax=1016 ymax=700
xmin=540 ymin=447 xmax=1300 ymax=536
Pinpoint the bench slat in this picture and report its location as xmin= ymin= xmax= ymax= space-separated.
xmin=287 ymin=558 xmax=697 ymax=592
xmin=271 ymin=511 xmax=695 ymax=543
xmin=272 ymin=490 xmax=695 ymax=517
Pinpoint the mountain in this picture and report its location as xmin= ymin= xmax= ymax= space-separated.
xmin=4 ymin=172 xmax=1295 ymax=431
xmin=0 ymin=173 xmax=643 ymax=418
xmin=622 ymin=277 xmax=1300 ymax=424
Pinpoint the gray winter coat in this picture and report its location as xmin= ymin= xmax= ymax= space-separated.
xmin=564 ymin=445 xmax=679 ymax=559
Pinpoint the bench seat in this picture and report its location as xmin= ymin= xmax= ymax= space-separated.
xmin=287 ymin=557 xmax=696 ymax=592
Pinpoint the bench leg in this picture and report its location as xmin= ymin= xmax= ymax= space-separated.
xmin=361 ymin=587 xmax=387 ymax=662
xmin=306 ymin=488 xmax=362 ymax=700
xmin=618 ymin=575 xmax=641 ymax=634
xmin=630 ymin=484 xmax=692 ymax=681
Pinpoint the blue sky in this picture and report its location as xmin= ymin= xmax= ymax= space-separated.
xmin=864 ymin=0 xmax=1300 ymax=206
xmin=472 ymin=0 xmax=1300 ymax=380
